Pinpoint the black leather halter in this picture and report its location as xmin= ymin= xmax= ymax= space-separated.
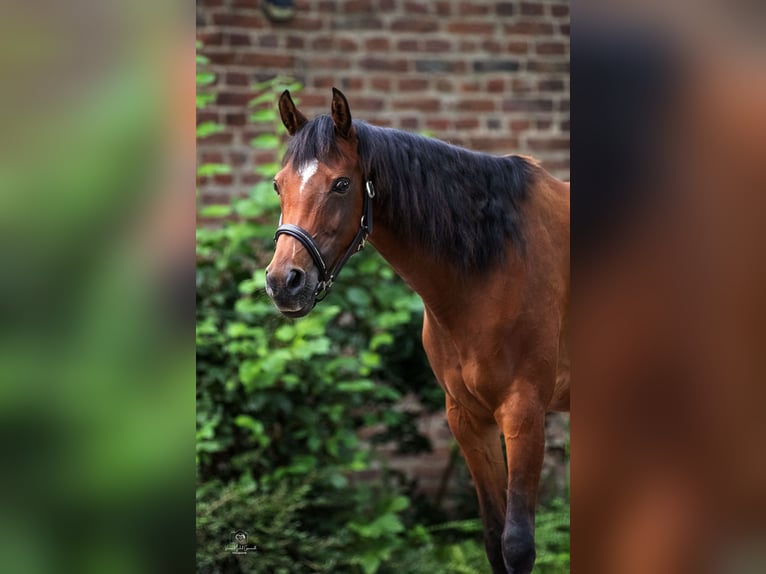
xmin=274 ymin=180 xmax=375 ymax=306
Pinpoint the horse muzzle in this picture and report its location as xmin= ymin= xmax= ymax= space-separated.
xmin=264 ymin=264 xmax=319 ymax=318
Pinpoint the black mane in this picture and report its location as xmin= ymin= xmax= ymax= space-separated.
xmin=283 ymin=114 xmax=534 ymax=273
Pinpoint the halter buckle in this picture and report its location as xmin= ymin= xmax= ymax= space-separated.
xmin=366 ymin=180 xmax=375 ymax=198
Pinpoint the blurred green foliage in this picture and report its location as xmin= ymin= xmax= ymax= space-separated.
xmin=195 ymin=63 xmax=569 ymax=573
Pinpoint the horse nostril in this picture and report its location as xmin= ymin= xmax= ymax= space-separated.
xmin=285 ymin=268 xmax=306 ymax=295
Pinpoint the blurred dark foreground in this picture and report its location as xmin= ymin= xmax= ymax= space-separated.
xmin=572 ymin=1 xmax=766 ymax=572
xmin=0 ymin=2 xmax=194 ymax=573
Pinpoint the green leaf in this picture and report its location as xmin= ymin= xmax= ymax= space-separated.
xmin=196 ymin=121 xmax=225 ymax=139
xmin=250 ymin=108 xmax=276 ymax=122
xmin=196 ymin=71 xmax=215 ymax=86
xmin=249 ymin=92 xmax=276 ymax=106
xmin=197 ymin=163 xmax=231 ymax=177
xmin=255 ymin=163 xmax=282 ymax=177
xmin=387 ymin=495 xmax=410 ymax=513
xmin=199 ymin=204 xmax=232 ymax=218
xmin=250 ymin=133 xmax=280 ymax=149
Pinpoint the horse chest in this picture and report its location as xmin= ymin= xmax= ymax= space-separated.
xmin=422 ymin=312 xmax=509 ymax=417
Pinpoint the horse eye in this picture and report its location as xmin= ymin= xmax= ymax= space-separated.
xmin=331 ymin=177 xmax=350 ymax=193
xmin=273 ymin=180 xmax=279 ymax=195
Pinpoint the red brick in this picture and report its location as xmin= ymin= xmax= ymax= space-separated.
xmin=510 ymin=119 xmax=531 ymax=131
xmin=258 ymin=35 xmax=279 ymax=48
xmin=359 ymin=57 xmax=408 ymax=72
xmin=366 ymin=116 xmax=393 ymax=127
xmin=200 ymin=152 xmax=224 ymax=163
xmin=401 ymin=117 xmax=420 ymax=129
xmin=502 ymin=98 xmax=554 ymax=113
xmin=200 ymin=132 xmax=233 ymax=145
xmin=470 ymin=136 xmax=518 ymax=152
xmin=507 ymin=40 xmax=529 ymax=54
xmin=458 ymin=2 xmax=490 ymax=15
xmin=197 ymin=31 xmax=222 ymax=46
xmin=511 ymin=78 xmax=535 ymax=93
xmin=457 ymin=99 xmax=495 ymax=112
xmin=213 ymin=173 xmax=233 ymax=185
xmin=229 ymin=33 xmax=250 ymax=46
xmin=399 ymin=78 xmax=429 ymax=91
xmin=345 ymin=0 xmax=375 ymax=12
xmin=212 ymin=14 xmax=264 ymax=28
xmin=391 ymin=18 xmax=439 ymax=33
xmin=206 ymin=51 xmax=236 ymax=65
xmin=225 ymin=113 xmax=246 ymax=126
xmin=298 ymin=93 xmax=328 ymax=107
xmin=226 ymin=72 xmax=250 ymax=86
xmin=216 ymin=92 xmax=252 ymax=106
xmin=311 ymin=36 xmax=334 ymax=50
xmin=337 ymin=37 xmax=359 ymax=51
xmin=341 ymin=77 xmax=364 ymax=90
xmin=486 ymin=78 xmax=505 ymax=93
xmin=527 ymin=137 xmax=570 ymax=151
xmin=495 ymin=2 xmax=515 ymax=16
xmin=459 ymin=80 xmax=481 ymax=93
xmin=520 ymin=2 xmax=544 ymax=16
xmin=286 ymin=35 xmax=305 ymax=49
xmin=239 ymin=53 xmax=293 ymax=67
xmin=425 ymin=39 xmax=451 ymax=52
xmin=425 ymin=118 xmax=450 ymax=131
xmin=455 ymin=117 xmax=479 ymax=130
xmin=289 ymin=17 xmax=325 ymax=31
xmin=197 ymin=112 xmax=219 ymax=124
xmin=352 ymin=97 xmax=385 ymax=111
xmin=504 ymin=21 xmax=554 ymax=35
xmin=365 ymin=37 xmax=390 ymax=51
xmin=397 ymin=39 xmax=419 ymax=51
xmin=370 ymin=77 xmax=392 ymax=91
xmin=403 ymin=1 xmax=429 ymax=14
xmin=434 ymin=2 xmax=451 ymax=16
xmin=313 ymin=76 xmax=335 ymax=88
xmin=448 ymin=21 xmax=495 ymax=34
xmin=254 ymin=152 xmax=276 ymax=165
xmin=539 ymin=78 xmax=565 ymax=92
xmin=537 ymin=42 xmax=566 ymax=55
xmin=393 ymin=98 xmax=440 ymax=112
xmin=307 ymin=57 xmax=352 ymax=69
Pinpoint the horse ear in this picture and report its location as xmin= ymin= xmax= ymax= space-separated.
xmin=330 ymin=87 xmax=353 ymax=138
xmin=278 ymin=90 xmax=307 ymax=136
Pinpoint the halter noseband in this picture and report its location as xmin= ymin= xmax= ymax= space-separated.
xmin=274 ymin=179 xmax=375 ymax=306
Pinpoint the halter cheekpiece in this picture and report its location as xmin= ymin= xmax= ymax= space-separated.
xmin=274 ymin=179 xmax=375 ymax=306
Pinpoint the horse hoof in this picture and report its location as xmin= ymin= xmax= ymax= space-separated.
xmin=501 ymin=524 xmax=536 ymax=574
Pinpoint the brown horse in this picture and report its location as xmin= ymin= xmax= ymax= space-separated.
xmin=265 ymin=88 xmax=570 ymax=574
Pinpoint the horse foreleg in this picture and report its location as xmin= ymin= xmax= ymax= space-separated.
xmin=495 ymin=387 xmax=547 ymax=574
xmin=446 ymin=395 xmax=509 ymax=574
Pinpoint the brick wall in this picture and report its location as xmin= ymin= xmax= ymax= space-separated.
xmin=197 ymin=0 xmax=570 ymax=204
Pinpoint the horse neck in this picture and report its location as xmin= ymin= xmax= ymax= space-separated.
xmin=368 ymin=223 xmax=474 ymax=321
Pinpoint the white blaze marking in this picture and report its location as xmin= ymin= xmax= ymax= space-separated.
xmin=298 ymin=159 xmax=318 ymax=194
